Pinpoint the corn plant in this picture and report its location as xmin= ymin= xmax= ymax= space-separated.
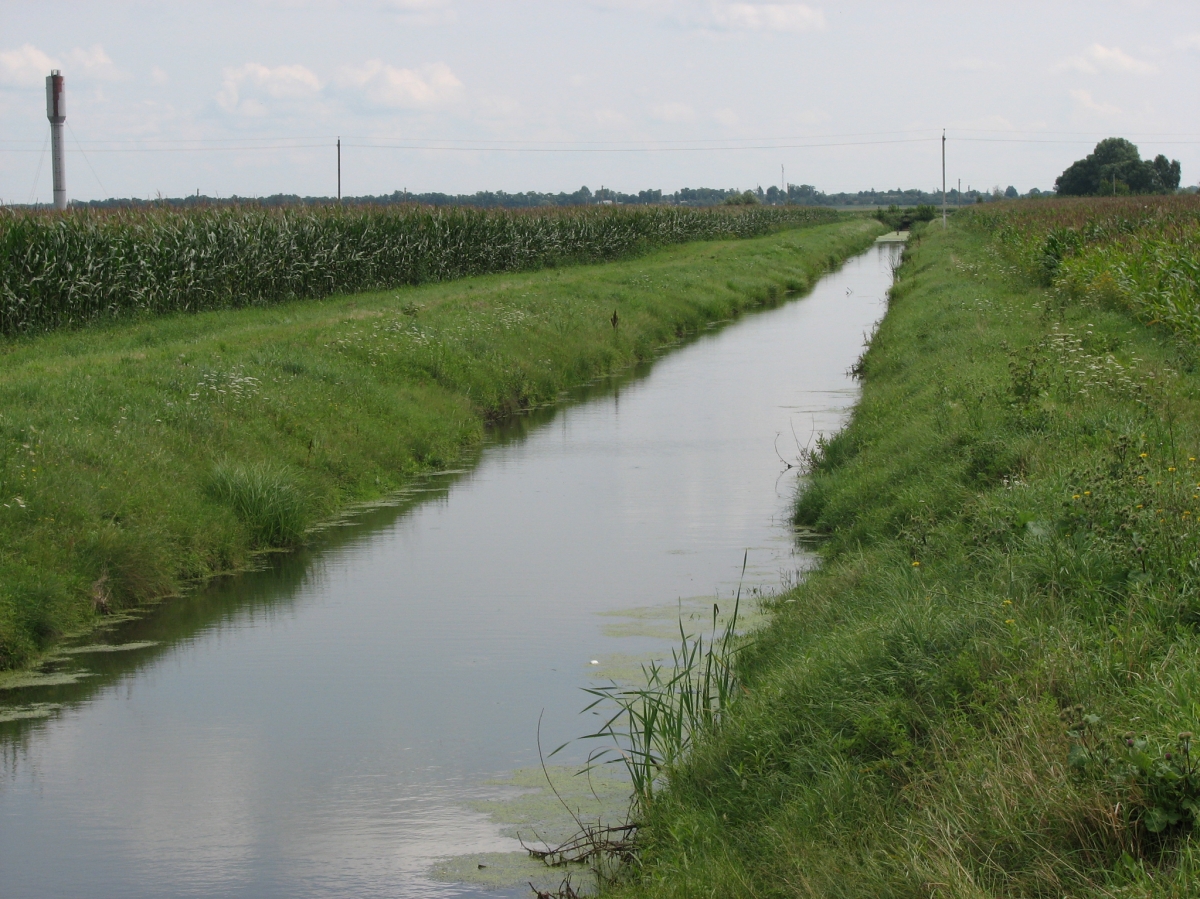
xmin=0 ymin=204 xmax=837 ymax=336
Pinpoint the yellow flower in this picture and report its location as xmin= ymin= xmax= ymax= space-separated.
xmin=1084 ymin=490 xmax=1091 ymax=495
xmin=1005 ymin=619 xmax=1016 ymax=625
xmin=1140 ymin=452 xmax=1149 ymax=458
xmin=912 ymin=561 xmax=921 ymax=567
xmin=1073 ymin=494 xmax=1081 ymax=500
xmin=1002 ymin=599 xmax=1013 ymax=606
xmin=1169 ymin=467 xmax=1177 ymax=473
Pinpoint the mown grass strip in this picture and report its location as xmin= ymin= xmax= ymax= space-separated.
xmin=619 ymin=211 xmax=1200 ymax=897
xmin=0 ymin=217 xmax=881 ymax=671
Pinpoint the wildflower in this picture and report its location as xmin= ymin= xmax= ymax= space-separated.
xmin=1073 ymin=494 xmax=1081 ymax=500
xmin=1137 ymin=504 xmax=1144 ymax=509
xmin=1002 ymin=599 xmax=1013 ymax=606
xmin=912 ymin=561 xmax=921 ymax=567
xmin=1084 ymin=491 xmax=1091 ymax=495
xmin=1167 ymin=466 xmax=1176 ymax=473
xmin=1140 ymin=452 xmax=1149 ymax=458
xmin=1005 ymin=619 xmax=1016 ymax=625
xmin=1167 ymin=752 xmax=1174 ymax=761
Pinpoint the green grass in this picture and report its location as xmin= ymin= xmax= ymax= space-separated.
xmin=0 ymin=217 xmax=883 ymax=671
xmin=615 ymin=215 xmax=1200 ymax=897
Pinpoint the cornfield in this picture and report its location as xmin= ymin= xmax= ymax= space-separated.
xmin=0 ymin=203 xmax=838 ymax=336
xmin=967 ymin=195 xmax=1200 ymax=341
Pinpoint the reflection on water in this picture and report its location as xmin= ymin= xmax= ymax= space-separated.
xmin=0 ymin=243 xmax=900 ymax=898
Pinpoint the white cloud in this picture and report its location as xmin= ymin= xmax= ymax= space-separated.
xmin=69 ymin=44 xmax=123 ymax=80
xmin=216 ymin=63 xmax=322 ymax=115
xmin=1054 ymin=44 xmax=1156 ymax=75
xmin=1176 ymin=34 xmax=1200 ymax=52
xmin=0 ymin=44 xmax=59 ymax=86
xmin=0 ymin=43 xmax=124 ymax=87
xmin=652 ymin=101 xmax=696 ymax=123
xmin=948 ymin=57 xmax=995 ymax=72
xmin=336 ymin=61 xmax=462 ymax=108
xmin=710 ymin=2 xmax=825 ymax=33
xmin=593 ymin=108 xmax=631 ymax=128
xmin=714 ymin=107 xmax=739 ymax=126
xmin=384 ymin=0 xmax=456 ymax=24
xmin=1070 ymin=88 xmax=1121 ymax=116
xmin=151 ymin=66 xmax=169 ymax=85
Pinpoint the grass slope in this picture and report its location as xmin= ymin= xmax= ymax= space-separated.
xmin=622 ymin=220 xmax=1200 ymax=897
xmin=0 ymin=217 xmax=882 ymax=671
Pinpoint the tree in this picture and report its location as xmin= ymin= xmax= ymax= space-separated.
xmin=1055 ymin=138 xmax=1182 ymax=196
xmin=1004 ymin=186 xmax=1019 ymax=198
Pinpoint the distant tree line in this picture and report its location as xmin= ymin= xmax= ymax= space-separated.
xmin=60 ymin=171 xmax=1162 ymax=213
xmin=65 ymin=183 xmax=1003 ymax=211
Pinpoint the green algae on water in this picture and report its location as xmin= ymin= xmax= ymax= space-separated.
xmin=0 ymin=702 xmax=62 ymax=723
xmin=429 ymin=765 xmax=630 ymax=893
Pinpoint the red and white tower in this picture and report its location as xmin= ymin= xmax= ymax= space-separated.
xmin=45 ymin=70 xmax=66 ymax=210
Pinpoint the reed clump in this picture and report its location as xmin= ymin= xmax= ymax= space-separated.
xmin=205 ymin=461 xmax=308 ymax=548
xmin=576 ymin=597 xmax=742 ymax=814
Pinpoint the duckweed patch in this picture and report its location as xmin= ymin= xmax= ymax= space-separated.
xmin=0 ymin=701 xmax=61 ymax=723
xmin=430 ymin=765 xmax=630 ymax=893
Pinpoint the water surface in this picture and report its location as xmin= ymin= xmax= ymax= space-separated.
xmin=0 ymin=243 xmax=899 ymax=898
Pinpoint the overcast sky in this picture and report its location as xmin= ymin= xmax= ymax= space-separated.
xmin=3 ymin=1 xmax=1199 ymax=202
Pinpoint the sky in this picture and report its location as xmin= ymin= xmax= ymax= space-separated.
xmin=2 ymin=0 xmax=1199 ymax=203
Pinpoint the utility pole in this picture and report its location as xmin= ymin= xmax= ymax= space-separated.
xmin=337 ymin=138 xmax=341 ymax=203
xmin=958 ymin=178 xmax=961 ymax=207
xmin=941 ymin=129 xmax=947 ymax=229
xmin=781 ymin=164 xmax=785 ymax=203
xmin=45 ymin=70 xmax=66 ymax=211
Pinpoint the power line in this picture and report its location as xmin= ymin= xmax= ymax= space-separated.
xmin=26 ymin=132 xmax=49 ymax=206
xmin=346 ymin=137 xmax=939 ymax=153
xmin=67 ymin=121 xmax=108 ymax=197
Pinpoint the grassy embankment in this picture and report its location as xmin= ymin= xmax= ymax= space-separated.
xmin=619 ymin=198 xmax=1200 ymax=898
xmin=0 ymin=216 xmax=882 ymax=671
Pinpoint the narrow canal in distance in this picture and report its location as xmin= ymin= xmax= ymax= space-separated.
xmin=0 ymin=241 xmax=900 ymax=898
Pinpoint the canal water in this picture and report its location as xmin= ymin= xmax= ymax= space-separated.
xmin=0 ymin=242 xmax=899 ymax=898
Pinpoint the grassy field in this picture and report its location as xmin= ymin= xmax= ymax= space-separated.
xmin=617 ymin=203 xmax=1200 ymax=898
xmin=0 ymin=216 xmax=882 ymax=672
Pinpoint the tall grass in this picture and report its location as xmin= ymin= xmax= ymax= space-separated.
xmin=575 ymin=594 xmax=742 ymax=814
xmin=0 ymin=204 xmax=837 ymax=336
xmin=205 ymin=461 xmax=308 ymax=548
xmin=967 ymin=195 xmax=1200 ymax=340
